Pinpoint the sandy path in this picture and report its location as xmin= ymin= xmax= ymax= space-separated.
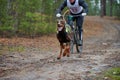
xmin=0 ymin=16 xmax=120 ymax=80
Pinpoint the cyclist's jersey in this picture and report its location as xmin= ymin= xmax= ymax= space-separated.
xmin=67 ymin=0 xmax=83 ymax=14
xmin=57 ymin=0 xmax=88 ymax=15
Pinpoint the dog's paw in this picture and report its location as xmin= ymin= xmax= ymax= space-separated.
xmin=63 ymin=52 xmax=67 ymax=57
xmin=57 ymin=57 xmax=61 ymax=60
xmin=67 ymin=54 xmax=70 ymax=57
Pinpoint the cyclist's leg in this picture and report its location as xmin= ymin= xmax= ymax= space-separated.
xmin=76 ymin=16 xmax=84 ymax=45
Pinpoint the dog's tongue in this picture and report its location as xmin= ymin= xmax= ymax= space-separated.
xmin=58 ymin=27 xmax=63 ymax=31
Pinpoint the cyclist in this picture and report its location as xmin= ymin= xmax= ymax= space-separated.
xmin=56 ymin=0 xmax=88 ymax=46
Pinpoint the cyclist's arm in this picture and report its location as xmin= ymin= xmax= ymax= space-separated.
xmin=79 ymin=0 xmax=88 ymax=13
xmin=56 ymin=0 xmax=67 ymax=14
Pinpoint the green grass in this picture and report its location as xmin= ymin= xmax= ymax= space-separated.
xmin=93 ymin=67 xmax=120 ymax=80
xmin=8 ymin=46 xmax=25 ymax=52
xmin=104 ymin=67 xmax=120 ymax=80
xmin=0 ymin=45 xmax=25 ymax=55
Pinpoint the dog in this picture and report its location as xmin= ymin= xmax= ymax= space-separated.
xmin=56 ymin=18 xmax=71 ymax=59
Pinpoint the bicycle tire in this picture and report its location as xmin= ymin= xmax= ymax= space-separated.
xmin=70 ymin=31 xmax=75 ymax=54
xmin=70 ymin=39 xmax=74 ymax=54
xmin=70 ymin=26 xmax=83 ymax=54
xmin=75 ymin=27 xmax=83 ymax=53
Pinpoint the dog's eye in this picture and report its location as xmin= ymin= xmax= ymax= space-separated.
xmin=61 ymin=21 xmax=65 ymax=24
xmin=57 ymin=21 xmax=61 ymax=24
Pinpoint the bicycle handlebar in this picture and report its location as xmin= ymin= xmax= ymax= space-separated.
xmin=56 ymin=10 xmax=86 ymax=23
xmin=70 ymin=13 xmax=87 ymax=17
xmin=57 ymin=10 xmax=86 ymax=18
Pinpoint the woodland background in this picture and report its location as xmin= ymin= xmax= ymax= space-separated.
xmin=0 ymin=0 xmax=120 ymax=37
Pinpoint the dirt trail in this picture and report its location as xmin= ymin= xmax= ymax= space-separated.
xmin=0 ymin=16 xmax=120 ymax=80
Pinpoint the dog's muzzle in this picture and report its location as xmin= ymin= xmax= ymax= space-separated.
xmin=57 ymin=26 xmax=63 ymax=31
xmin=57 ymin=20 xmax=65 ymax=31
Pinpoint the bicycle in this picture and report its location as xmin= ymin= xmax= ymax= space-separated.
xmin=62 ymin=10 xmax=86 ymax=54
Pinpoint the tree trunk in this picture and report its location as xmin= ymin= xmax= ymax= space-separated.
xmin=110 ymin=0 xmax=113 ymax=16
xmin=101 ymin=0 xmax=106 ymax=17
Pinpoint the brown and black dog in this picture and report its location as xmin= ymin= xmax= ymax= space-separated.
xmin=56 ymin=19 xmax=71 ymax=59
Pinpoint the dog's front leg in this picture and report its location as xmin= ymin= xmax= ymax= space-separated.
xmin=63 ymin=45 xmax=67 ymax=57
xmin=57 ymin=43 xmax=63 ymax=59
xmin=66 ymin=43 xmax=70 ymax=57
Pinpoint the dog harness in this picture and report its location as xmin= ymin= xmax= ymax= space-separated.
xmin=57 ymin=31 xmax=70 ymax=43
xmin=65 ymin=24 xmax=71 ymax=33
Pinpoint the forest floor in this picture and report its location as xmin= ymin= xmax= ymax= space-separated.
xmin=0 ymin=16 xmax=120 ymax=80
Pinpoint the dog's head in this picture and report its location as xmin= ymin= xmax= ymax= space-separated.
xmin=57 ymin=19 xmax=65 ymax=31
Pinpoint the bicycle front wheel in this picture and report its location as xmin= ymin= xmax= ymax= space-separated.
xmin=75 ymin=29 xmax=83 ymax=53
xmin=76 ymin=43 xmax=83 ymax=53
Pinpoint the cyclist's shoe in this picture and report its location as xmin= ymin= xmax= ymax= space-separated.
xmin=77 ymin=40 xmax=82 ymax=46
